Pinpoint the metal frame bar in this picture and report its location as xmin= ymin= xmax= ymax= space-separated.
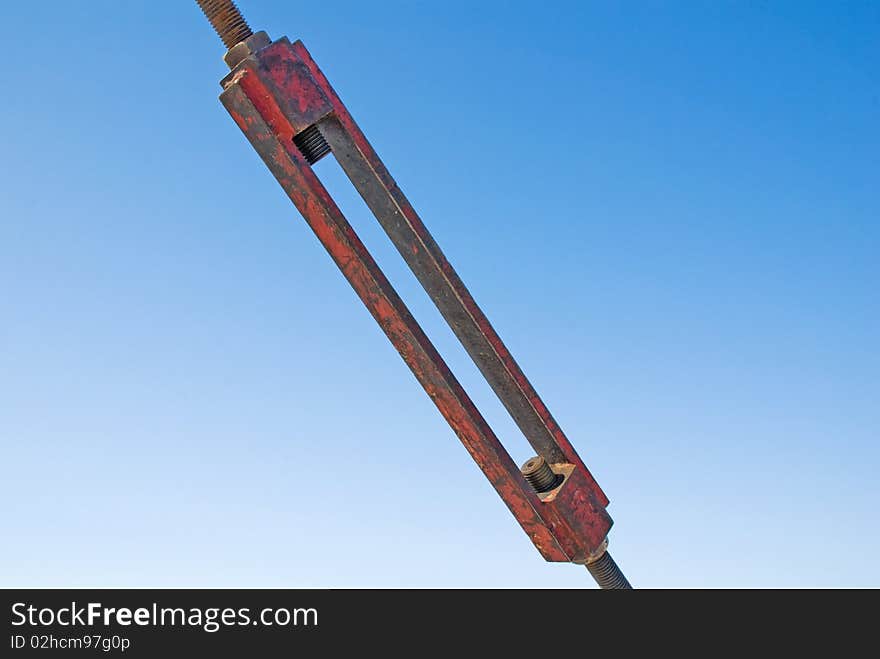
xmin=217 ymin=36 xmax=613 ymax=563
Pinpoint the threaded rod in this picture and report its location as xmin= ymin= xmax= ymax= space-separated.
xmin=521 ymin=456 xmax=559 ymax=493
xmin=294 ymin=125 xmax=332 ymax=164
xmin=586 ymin=551 xmax=632 ymax=589
xmin=196 ymin=0 xmax=253 ymax=49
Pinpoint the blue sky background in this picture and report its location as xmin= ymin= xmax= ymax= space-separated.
xmin=1 ymin=1 xmax=877 ymax=587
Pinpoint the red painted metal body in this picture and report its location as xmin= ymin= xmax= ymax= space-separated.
xmin=219 ymin=36 xmax=612 ymax=563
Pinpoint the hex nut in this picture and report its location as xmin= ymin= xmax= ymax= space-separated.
xmin=224 ymin=30 xmax=271 ymax=69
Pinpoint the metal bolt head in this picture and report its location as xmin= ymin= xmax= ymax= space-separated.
xmin=224 ymin=30 xmax=271 ymax=69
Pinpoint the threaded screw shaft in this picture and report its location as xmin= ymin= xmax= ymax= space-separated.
xmin=293 ymin=125 xmax=332 ymax=164
xmin=521 ymin=456 xmax=559 ymax=493
xmin=195 ymin=0 xmax=254 ymax=49
xmin=585 ymin=551 xmax=633 ymax=589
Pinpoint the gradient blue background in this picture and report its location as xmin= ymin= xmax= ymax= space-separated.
xmin=2 ymin=1 xmax=877 ymax=587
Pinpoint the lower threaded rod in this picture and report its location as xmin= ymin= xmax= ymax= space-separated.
xmin=586 ymin=551 xmax=632 ymax=589
xmin=196 ymin=0 xmax=254 ymax=49
xmin=521 ymin=456 xmax=559 ymax=493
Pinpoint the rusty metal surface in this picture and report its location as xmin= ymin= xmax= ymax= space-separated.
xmin=216 ymin=35 xmax=614 ymax=564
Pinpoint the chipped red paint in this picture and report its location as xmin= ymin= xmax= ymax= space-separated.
xmin=218 ymin=36 xmax=612 ymax=562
